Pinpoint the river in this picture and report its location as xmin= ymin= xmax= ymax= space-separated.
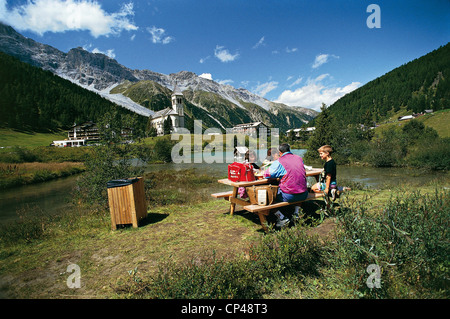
xmin=0 ymin=149 xmax=442 ymax=224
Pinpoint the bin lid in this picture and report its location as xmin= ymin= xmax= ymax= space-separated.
xmin=107 ymin=178 xmax=139 ymax=188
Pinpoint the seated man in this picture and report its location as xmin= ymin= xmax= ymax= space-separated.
xmin=265 ymin=143 xmax=308 ymax=227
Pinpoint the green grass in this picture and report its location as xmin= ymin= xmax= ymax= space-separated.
xmin=0 ymin=168 xmax=447 ymax=299
xmin=417 ymin=109 xmax=450 ymax=138
xmin=0 ymin=128 xmax=66 ymax=148
xmin=0 ymin=162 xmax=85 ymax=189
xmin=375 ymin=109 xmax=450 ymax=138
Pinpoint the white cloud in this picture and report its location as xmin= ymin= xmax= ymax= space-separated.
xmin=288 ymin=76 xmax=303 ymax=88
xmin=217 ymin=79 xmax=234 ymax=86
xmin=286 ymin=47 xmax=298 ymax=53
xmin=147 ymin=26 xmax=174 ymax=44
xmin=275 ymin=74 xmax=360 ymax=111
xmin=253 ymin=81 xmax=278 ymax=97
xmin=83 ymin=44 xmax=116 ymax=59
xmin=214 ymin=45 xmax=239 ymax=63
xmin=252 ymin=36 xmax=265 ymax=49
xmin=199 ymin=56 xmax=210 ymax=64
xmin=312 ymin=53 xmax=339 ymax=69
xmin=0 ymin=0 xmax=138 ymax=37
xmin=199 ymin=73 xmax=213 ymax=80
xmin=92 ymin=48 xmax=116 ymax=59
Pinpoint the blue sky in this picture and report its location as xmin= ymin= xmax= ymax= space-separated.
xmin=1 ymin=0 xmax=449 ymax=111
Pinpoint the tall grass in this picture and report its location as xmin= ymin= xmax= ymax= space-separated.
xmin=0 ymin=162 xmax=85 ymax=189
xmin=115 ymin=189 xmax=449 ymax=299
xmin=1 ymin=165 xmax=447 ymax=299
xmin=327 ymin=190 xmax=449 ymax=298
xmin=114 ymin=223 xmax=324 ymax=299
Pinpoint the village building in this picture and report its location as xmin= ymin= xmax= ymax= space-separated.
xmin=286 ymin=127 xmax=315 ymax=138
xmin=149 ymin=85 xmax=185 ymax=136
xmin=230 ymin=122 xmax=269 ymax=137
xmin=67 ymin=121 xmax=99 ymax=141
xmin=52 ymin=121 xmax=99 ymax=147
xmin=52 ymin=121 xmax=133 ymax=147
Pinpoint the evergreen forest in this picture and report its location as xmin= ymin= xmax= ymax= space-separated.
xmin=0 ymin=52 xmax=147 ymax=134
xmin=328 ymin=43 xmax=450 ymax=125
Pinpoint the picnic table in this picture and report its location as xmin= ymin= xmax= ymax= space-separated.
xmin=212 ymin=168 xmax=324 ymax=231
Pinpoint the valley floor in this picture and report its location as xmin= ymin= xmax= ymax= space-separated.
xmin=0 ymin=183 xmax=447 ymax=300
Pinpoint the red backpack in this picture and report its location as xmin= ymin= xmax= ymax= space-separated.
xmin=228 ymin=162 xmax=255 ymax=182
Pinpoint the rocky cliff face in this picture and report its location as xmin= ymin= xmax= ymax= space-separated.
xmin=0 ymin=23 xmax=317 ymax=130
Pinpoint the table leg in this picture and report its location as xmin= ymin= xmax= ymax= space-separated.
xmin=229 ymin=187 xmax=238 ymax=216
xmin=257 ymin=211 xmax=270 ymax=233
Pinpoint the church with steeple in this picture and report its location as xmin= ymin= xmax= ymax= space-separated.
xmin=149 ymin=84 xmax=185 ymax=136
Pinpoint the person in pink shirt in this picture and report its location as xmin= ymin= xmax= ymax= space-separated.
xmin=266 ymin=143 xmax=308 ymax=227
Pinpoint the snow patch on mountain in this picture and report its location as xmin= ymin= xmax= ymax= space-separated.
xmin=99 ymin=86 xmax=154 ymax=117
xmin=0 ymin=23 xmax=318 ymax=123
xmin=56 ymin=71 xmax=153 ymax=117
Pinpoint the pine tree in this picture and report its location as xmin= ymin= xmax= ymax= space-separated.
xmin=304 ymin=103 xmax=336 ymax=160
xmin=163 ymin=117 xmax=172 ymax=135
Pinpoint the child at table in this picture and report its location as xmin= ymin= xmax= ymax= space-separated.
xmin=245 ymin=150 xmax=260 ymax=170
xmin=311 ymin=145 xmax=339 ymax=200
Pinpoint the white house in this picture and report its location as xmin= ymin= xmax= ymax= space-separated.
xmin=398 ymin=115 xmax=414 ymax=121
xmin=52 ymin=121 xmax=100 ymax=147
xmin=230 ymin=122 xmax=269 ymax=137
xmin=286 ymin=127 xmax=315 ymax=137
xmin=149 ymin=85 xmax=185 ymax=136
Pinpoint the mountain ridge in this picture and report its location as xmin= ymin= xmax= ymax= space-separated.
xmin=327 ymin=42 xmax=450 ymax=125
xmin=0 ymin=23 xmax=317 ymax=131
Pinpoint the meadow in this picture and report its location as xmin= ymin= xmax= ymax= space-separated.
xmin=0 ymin=168 xmax=448 ymax=299
xmin=0 ymin=162 xmax=85 ymax=189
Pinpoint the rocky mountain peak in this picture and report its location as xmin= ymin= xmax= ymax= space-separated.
xmin=0 ymin=23 xmax=317 ymax=129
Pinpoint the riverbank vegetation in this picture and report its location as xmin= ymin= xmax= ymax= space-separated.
xmin=327 ymin=43 xmax=449 ymax=126
xmin=0 ymin=162 xmax=85 ymax=189
xmin=1 ymin=110 xmax=449 ymax=298
xmin=0 ymin=168 xmax=448 ymax=299
xmin=302 ymin=105 xmax=450 ymax=170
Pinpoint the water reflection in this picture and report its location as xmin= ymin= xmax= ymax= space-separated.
xmin=0 ymin=176 xmax=76 ymax=224
xmin=0 ymin=149 xmax=443 ymax=224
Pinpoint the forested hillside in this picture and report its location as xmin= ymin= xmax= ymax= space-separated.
xmin=329 ymin=43 xmax=450 ymax=125
xmin=0 ymin=52 xmax=147 ymax=133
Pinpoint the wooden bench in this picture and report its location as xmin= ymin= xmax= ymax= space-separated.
xmin=212 ymin=190 xmax=326 ymax=232
xmin=211 ymin=191 xmax=234 ymax=201
xmin=242 ymin=192 xmax=325 ymax=232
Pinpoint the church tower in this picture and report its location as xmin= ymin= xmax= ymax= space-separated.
xmin=171 ymin=83 xmax=184 ymax=128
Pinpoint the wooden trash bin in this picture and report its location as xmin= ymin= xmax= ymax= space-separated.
xmin=107 ymin=177 xmax=147 ymax=230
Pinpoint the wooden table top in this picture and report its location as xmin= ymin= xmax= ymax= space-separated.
xmin=218 ymin=168 xmax=323 ymax=187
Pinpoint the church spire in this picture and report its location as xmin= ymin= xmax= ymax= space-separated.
xmin=171 ymin=82 xmax=184 ymax=117
xmin=172 ymin=81 xmax=183 ymax=96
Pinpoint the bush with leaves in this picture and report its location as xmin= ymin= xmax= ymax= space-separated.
xmin=74 ymin=111 xmax=145 ymax=208
xmin=332 ymin=190 xmax=449 ymax=298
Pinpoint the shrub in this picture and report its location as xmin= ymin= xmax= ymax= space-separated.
xmin=153 ymin=136 xmax=175 ymax=163
xmin=333 ymin=190 xmax=449 ymax=298
xmin=407 ymin=137 xmax=450 ymax=170
xmin=248 ymin=225 xmax=323 ymax=278
xmin=141 ymin=256 xmax=260 ymax=299
xmin=117 ymin=222 xmax=325 ymax=299
xmin=74 ymin=144 xmax=143 ymax=207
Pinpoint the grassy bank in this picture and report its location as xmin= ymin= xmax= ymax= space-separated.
xmin=0 ymin=128 xmax=66 ymax=148
xmin=0 ymin=162 xmax=85 ymax=189
xmin=0 ymin=168 xmax=448 ymax=299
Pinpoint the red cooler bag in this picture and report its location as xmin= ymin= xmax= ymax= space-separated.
xmin=228 ymin=162 xmax=255 ymax=182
